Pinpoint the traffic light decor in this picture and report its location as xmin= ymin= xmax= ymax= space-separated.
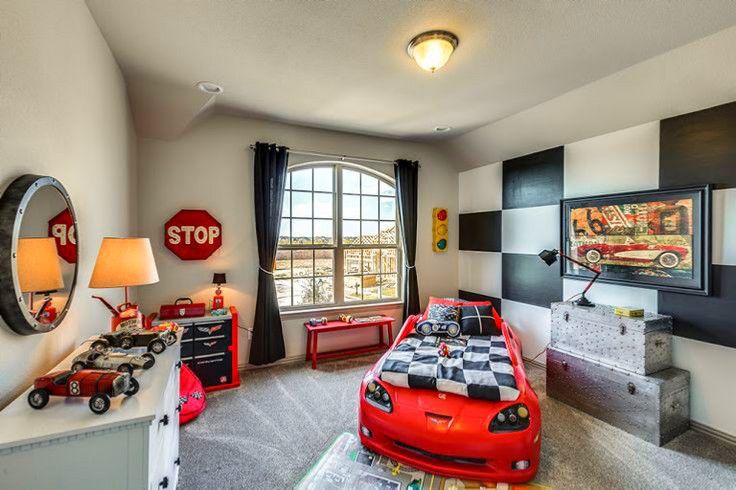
xmin=432 ymin=208 xmax=448 ymax=252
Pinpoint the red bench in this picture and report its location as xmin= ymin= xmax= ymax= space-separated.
xmin=304 ymin=316 xmax=395 ymax=369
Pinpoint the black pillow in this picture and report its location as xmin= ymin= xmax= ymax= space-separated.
xmin=428 ymin=303 xmax=459 ymax=322
xmin=459 ymin=305 xmax=499 ymax=336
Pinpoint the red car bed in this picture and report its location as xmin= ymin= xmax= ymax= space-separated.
xmin=358 ymin=307 xmax=541 ymax=483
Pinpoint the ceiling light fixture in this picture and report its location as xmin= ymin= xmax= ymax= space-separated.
xmin=407 ymin=30 xmax=459 ymax=73
xmin=434 ymin=126 xmax=452 ymax=133
xmin=196 ymin=81 xmax=224 ymax=95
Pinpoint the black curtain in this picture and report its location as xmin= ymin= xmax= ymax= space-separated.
xmin=395 ymin=159 xmax=420 ymax=320
xmin=249 ymin=142 xmax=289 ymax=365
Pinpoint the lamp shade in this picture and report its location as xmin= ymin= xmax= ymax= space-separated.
xmin=212 ymin=273 xmax=226 ymax=285
xmin=89 ymin=238 xmax=159 ymax=288
xmin=17 ymin=237 xmax=64 ymax=293
xmin=538 ymin=249 xmax=559 ymax=266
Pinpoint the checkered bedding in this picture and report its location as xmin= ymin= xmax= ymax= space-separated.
xmin=378 ymin=334 xmax=520 ymax=402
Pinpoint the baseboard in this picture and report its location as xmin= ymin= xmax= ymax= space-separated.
xmin=523 ymin=356 xmax=546 ymax=370
xmin=238 ymin=353 xmax=306 ymax=372
xmin=690 ymin=420 xmax=736 ymax=446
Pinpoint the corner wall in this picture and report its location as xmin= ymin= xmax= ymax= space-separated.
xmin=0 ymin=1 xmax=137 ymax=407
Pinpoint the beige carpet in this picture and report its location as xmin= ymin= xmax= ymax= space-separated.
xmin=179 ymin=355 xmax=736 ymax=489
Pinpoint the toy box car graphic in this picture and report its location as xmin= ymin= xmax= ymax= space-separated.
xmin=71 ymin=349 xmax=155 ymax=374
xmin=28 ymin=369 xmax=139 ymax=414
xmin=577 ymin=243 xmax=689 ymax=268
xmin=90 ymin=328 xmax=175 ymax=354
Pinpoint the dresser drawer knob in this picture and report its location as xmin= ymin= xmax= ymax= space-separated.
xmin=619 ymin=324 xmax=626 ymax=336
xmin=561 ymin=360 xmax=568 ymax=371
xmin=176 ymin=361 xmax=182 ymax=369
xmin=176 ymin=403 xmax=182 ymax=413
xmin=159 ymin=414 xmax=169 ymax=426
xmin=159 ymin=477 xmax=169 ymax=488
xmin=627 ymin=382 xmax=636 ymax=395
xmin=563 ymin=313 xmax=569 ymax=322
xmin=175 ymin=457 xmax=181 ymax=466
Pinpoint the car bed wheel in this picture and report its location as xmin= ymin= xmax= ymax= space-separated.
xmin=89 ymin=393 xmax=111 ymax=414
xmin=585 ymin=249 xmax=602 ymax=263
xmin=72 ymin=361 xmax=87 ymax=372
xmin=125 ymin=377 xmax=139 ymax=397
xmin=28 ymin=389 xmax=49 ymax=409
xmin=657 ymin=251 xmax=680 ymax=268
xmin=117 ymin=363 xmax=133 ymax=374
xmin=148 ymin=339 xmax=166 ymax=354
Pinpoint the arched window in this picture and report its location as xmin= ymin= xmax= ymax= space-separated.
xmin=275 ymin=163 xmax=401 ymax=308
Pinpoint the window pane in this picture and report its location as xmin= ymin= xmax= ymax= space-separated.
xmin=344 ymin=276 xmax=362 ymax=301
xmin=284 ymin=173 xmax=291 ymax=190
xmin=380 ymin=197 xmax=395 ymax=220
xmin=293 ymin=278 xmax=314 ymax=306
xmin=361 ymin=196 xmax=378 ymax=220
xmin=275 ymin=279 xmax=291 ymax=307
xmin=363 ymin=275 xmax=380 ymax=300
xmin=292 ymin=250 xmax=313 ymax=277
xmin=380 ymin=180 xmax=395 ymax=196
xmin=314 ymin=192 xmax=333 ymax=218
xmin=315 ymin=277 xmax=334 ymax=304
xmin=362 ymin=174 xmax=378 ymax=195
xmin=381 ymin=249 xmax=397 ymax=274
xmin=343 ymin=220 xmax=360 ymax=244
xmin=313 ymin=167 xmax=333 ymax=192
xmin=314 ymin=219 xmax=333 ymax=244
xmin=275 ymin=250 xmax=291 ymax=278
xmin=380 ymin=221 xmax=396 ymax=244
xmin=344 ymin=249 xmax=362 ymax=275
xmin=361 ymin=220 xmax=379 ymax=244
xmin=363 ymin=249 xmax=380 ymax=274
xmin=291 ymin=169 xmax=311 ymax=190
xmin=291 ymin=219 xmax=312 ymax=245
xmin=279 ymin=219 xmax=290 ymax=245
xmin=342 ymin=194 xmax=360 ymax=219
xmin=292 ymin=191 xmax=312 ymax=218
xmin=315 ymin=249 xmax=334 ymax=276
xmin=343 ymin=169 xmax=360 ymax=194
xmin=381 ymin=274 xmax=399 ymax=299
xmin=282 ymin=192 xmax=290 ymax=217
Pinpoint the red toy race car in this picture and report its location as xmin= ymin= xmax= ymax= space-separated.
xmin=577 ymin=242 xmax=689 ymax=269
xmin=27 ymin=369 xmax=139 ymax=414
xmin=358 ymin=314 xmax=541 ymax=483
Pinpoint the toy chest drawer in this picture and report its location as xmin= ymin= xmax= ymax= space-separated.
xmin=550 ymin=302 xmax=672 ymax=375
xmin=193 ymin=319 xmax=232 ymax=342
xmin=180 ymin=339 xmax=193 ymax=358
xmin=192 ymin=353 xmax=232 ymax=388
xmin=194 ymin=336 xmax=229 ymax=356
xmin=546 ymin=346 xmax=689 ymax=446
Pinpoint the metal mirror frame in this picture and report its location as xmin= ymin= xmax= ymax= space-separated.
xmin=0 ymin=174 xmax=79 ymax=335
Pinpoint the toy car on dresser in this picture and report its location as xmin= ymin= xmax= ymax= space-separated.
xmin=28 ymin=369 xmax=139 ymax=414
xmin=71 ymin=349 xmax=155 ymax=373
xmin=90 ymin=327 xmax=175 ymax=354
xmin=358 ymin=298 xmax=541 ymax=483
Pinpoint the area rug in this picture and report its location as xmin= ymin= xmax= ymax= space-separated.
xmin=296 ymin=432 xmax=549 ymax=490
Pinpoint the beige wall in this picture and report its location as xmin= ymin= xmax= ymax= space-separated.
xmin=136 ymin=114 xmax=459 ymax=365
xmin=0 ymin=1 xmax=137 ymax=408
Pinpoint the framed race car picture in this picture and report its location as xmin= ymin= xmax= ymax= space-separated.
xmin=561 ymin=185 xmax=711 ymax=295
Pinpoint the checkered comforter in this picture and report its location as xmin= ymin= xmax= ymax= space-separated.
xmin=378 ymin=334 xmax=520 ymax=402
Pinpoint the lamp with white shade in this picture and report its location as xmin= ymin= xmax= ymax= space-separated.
xmin=89 ymin=237 xmax=159 ymax=308
xmin=17 ymin=237 xmax=64 ymax=322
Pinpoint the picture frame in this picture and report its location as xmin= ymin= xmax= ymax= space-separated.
xmin=561 ymin=185 xmax=711 ymax=295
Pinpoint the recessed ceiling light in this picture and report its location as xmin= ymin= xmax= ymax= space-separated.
xmin=196 ymin=81 xmax=224 ymax=95
xmin=407 ymin=30 xmax=459 ymax=73
xmin=434 ymin=126 xmax=452 ymax=133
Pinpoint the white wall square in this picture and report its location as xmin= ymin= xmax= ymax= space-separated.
xmin=459 ymin=162 xmax=502 ymax=213
xmin=564 ymin=121 xmax=660 ymax=198
xmin=712 ymin=188 xmax=736 ymax=266
xmin=459 ymin=251 xmax=502 ymax=298
xmin=501 ymin=299 xmax=551 ymax=364
xmin=502 ymin=205 xmax=560 ymax=255
xmin=563 ymin=279 xmax=658 ymax=312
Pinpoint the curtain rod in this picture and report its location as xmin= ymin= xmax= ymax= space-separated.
xmin=247 ymin=144 xmax=420 ymax=167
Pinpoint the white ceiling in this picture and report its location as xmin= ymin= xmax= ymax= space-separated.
xmin=86 ymin=0 xmax=736 ymax=140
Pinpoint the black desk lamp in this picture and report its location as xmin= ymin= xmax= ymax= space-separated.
xmin=538 ymin=249 xmax=600 ymax=307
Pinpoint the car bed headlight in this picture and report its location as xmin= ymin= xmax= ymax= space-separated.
xmin=489 ymin=403 xmax=530 ymax=432
xmin=364 ymin=379 xmax=392 ymax=413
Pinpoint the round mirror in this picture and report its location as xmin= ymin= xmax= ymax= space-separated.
xmin=0 ymin=175 xmax=78 ymax=335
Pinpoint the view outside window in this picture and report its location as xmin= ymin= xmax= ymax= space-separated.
xmin=276 ymin=164 xmax=400 ymax=308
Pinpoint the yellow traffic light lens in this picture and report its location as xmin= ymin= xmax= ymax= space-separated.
xmin=518 ymin=406 xmax=529 ymax=418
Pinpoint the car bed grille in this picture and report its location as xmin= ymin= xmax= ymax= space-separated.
xmin=393 ymin=440 xmax=486 ymax=465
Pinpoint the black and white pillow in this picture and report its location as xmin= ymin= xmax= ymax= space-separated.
xmin=428 ymin=303 xmax=459 ymax=322
xmin=459 ymin=305 xmax=499 ymax=336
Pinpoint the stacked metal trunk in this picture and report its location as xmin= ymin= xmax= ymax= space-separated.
xmin=546 ymin=302 xmax=690 ymax=446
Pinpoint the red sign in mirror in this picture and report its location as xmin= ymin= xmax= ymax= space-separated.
xmin=48 ymin=208 xmax=77 ymax=263
xmin=165 ymin=210 xmax=222 ymax=260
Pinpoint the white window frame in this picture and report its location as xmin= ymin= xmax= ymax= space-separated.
xmin=277 ymin=161 xmax=403 ymax=312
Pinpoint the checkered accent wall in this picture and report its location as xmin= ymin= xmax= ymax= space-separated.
xmin=459 ymin=101 xmax=736 ymax=357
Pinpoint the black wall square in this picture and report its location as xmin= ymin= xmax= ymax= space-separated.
xmin=458 ymin=290 xmax=502 ymax=315
xmin=659 ymin=265 xmax=736 ymax=349
xmin=660 ymin=101 xmax=736 ymax=190
xmin=503 ymin=146 xmax=564 ymax=210
xmin=502 ymin=253 xmax=562 ymax=308
xmin=459 ymin=211 xmax=502 ymax=252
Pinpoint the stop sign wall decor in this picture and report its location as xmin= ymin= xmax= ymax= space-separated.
xmin=165 ymin=210 xmax=222 ymax=260
xmin=48 ymin=208 xmax=77 ymax=263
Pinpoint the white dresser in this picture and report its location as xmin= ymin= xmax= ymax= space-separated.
xmin=0 ymin=336 xmax=181 ymax=489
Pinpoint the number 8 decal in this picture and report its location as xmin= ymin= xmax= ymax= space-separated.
xmin=70 ymin=381 xmax=80 ymax=395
